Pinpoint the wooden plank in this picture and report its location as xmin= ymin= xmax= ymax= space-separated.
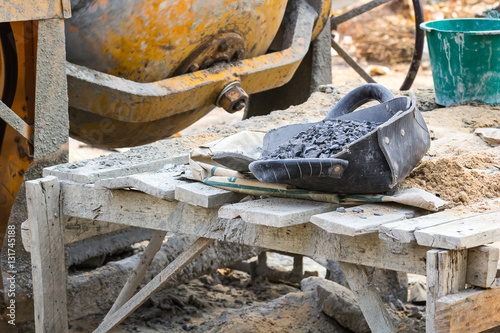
xmin=435 ymin=287 xmax=500 ymax=333
xmin=218 ymin=197 xmax=336 ymax=227
xmin=426 ymin=249 xmax=467 ymax=333
xmin=311 ymin=204 xmax=414 ymax=236
xmin=0 ymin=101 xmax=31 ymax=141
xmin=26 ymin=176 xmax=68 ymax=333
xmin=175 ymin=182 xmax=245 ymax=208
xmin=466 ymin=246 xmax=499 ymax=288
xmin=415 ymin=211 xmax=500 ymax=249
xmin=42 ymin=132 xmax=221 ymax=184
xmin=95 ymin=173 xmax=189 ymax=200
xmin=21 ymin=217 xmax=129 ymax=252
xmin=44 ymin=154 xmax=189 ymax=184
xmin=338 ymin=262 xmax=396 ymax=333
xmin=60 ymin=181 xmax=430 ymax=275
xmin=379 ymin=210 xmax=485 ymax=243
xmin=94 ymin=237 xmax=214 ymax=332
xmin=104 ymin=230 xmax=168 ymax=321
xmin=492 ymin=242 xmax=500 ymax=279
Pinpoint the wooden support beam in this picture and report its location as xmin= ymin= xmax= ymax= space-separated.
xmin=435 ymin=287 xmax=500 ymax=332
xmin=0 ymin=100 xmax=32 ymax=141
xmin=467 ymin=246 xmax=499 ymax=288
xmin=426 ymin=249 xmax=468 ymax=333
xmin=34 ymin=18 xmax=69 ymax=160
xmin=338 ymin=262 xmax=396 ymax=333
xmin=94 ymin=237 xmax=214 ymax=332
xmin=26 ymin=176 xmax=68 ymax=333
xmin=21 ymin=217 xmax=129 ymax=252
xmin=104 ymin=230 xmax=168 ymax=321
xmin=59 ymin=182 xmax=431 ymax=275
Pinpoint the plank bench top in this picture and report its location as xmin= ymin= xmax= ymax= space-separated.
xmin=28 ymin=160 xmax=500 ymax=333
xmin=42 ymin=158 xmax=500 ymax=252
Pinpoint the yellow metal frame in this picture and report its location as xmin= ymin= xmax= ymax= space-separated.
xmin=0 ymin=0 xmax=69 ymax=263
xmin=68 ymin=0 xmax=324 ymax=124
xmin=0 ymin=21 xmax=36 ymax=244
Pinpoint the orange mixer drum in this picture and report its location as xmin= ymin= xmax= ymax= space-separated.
xmin=65 ymin=0 xmax=288 ymax=147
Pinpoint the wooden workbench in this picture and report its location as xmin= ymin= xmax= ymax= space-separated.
xmin=24 ymin=150 xmax=500 ymax=332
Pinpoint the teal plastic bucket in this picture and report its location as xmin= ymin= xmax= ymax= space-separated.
xmin=420 ymin=11 xmax=500 ymax=106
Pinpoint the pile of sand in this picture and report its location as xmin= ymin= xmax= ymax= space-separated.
xmin=401 ymin=152 xmax=500 ymax=207
xmin=400 ymin=103 xmax=499 ymax=207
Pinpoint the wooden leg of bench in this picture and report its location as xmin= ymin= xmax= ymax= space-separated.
xmin=103 ymin=230 xmax=168 ymax=322
xmin=95 ymin=237 xmax=215 ymax=332
xmin=426 ymin=249 xmax=467 ymax=333
xmin=27 ymin=176 xmax=68 ymax=333
xmin=339 ymin=262 xmax=396 ymax=333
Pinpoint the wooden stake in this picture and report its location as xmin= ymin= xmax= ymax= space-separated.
xmin=94 ymin=237 xmax=214 ymax=332
xmin=27 ymin=176 xmax=68 ymax=333
xmin=426 ymin=249 xmax=467 ymax=332
xmin=339 ymin=262 xmax=396 ymax=333
xmin=103 ymin=230 xmax=168 ymax=321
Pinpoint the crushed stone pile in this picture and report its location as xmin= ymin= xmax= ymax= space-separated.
xmin=268 ymin=119 xmax=380 ymax=159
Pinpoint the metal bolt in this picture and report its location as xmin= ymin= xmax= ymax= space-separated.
xmin=384 ymin=137 xmax=390 ymax=144
xmin=216 ymin=82 xmax=249 ymax=113
xmin=333 ymin=166 xmax=342 ymax=173
xmin=401 ymin=129 xmax=405 ymax=137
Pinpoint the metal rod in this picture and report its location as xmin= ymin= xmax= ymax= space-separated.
xmin=331 ymin=0 xmax=392 ymax=30
xmin=399 ymin=0 xmax=425 ymax=91
xmin=330 ymin=37 xmax=376 ymax=84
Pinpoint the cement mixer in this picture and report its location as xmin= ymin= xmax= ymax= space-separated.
xmin=65 ymin=0 xmax=333 ymax=148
